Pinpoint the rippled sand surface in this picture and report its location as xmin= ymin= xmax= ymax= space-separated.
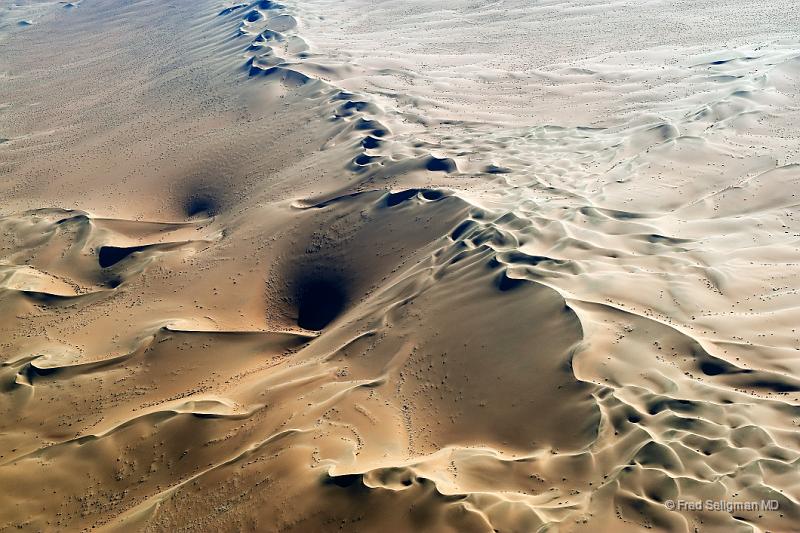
xmin=1 ymin=1 xmax=799 ymax=531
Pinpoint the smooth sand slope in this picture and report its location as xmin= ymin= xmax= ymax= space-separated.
xmin=0 ymin=1 xmax=799 ymax=531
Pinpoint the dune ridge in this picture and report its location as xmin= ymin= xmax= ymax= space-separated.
xmin=0 ymin=0 xmax=799 ymax=531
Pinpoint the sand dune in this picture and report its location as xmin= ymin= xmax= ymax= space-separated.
xmin=0 ymin=0 xmax=799 ymax=531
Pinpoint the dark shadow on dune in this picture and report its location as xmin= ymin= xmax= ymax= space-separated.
xmin=323 ymin=472 xmax=363 ymax=489
xmin=244 ymin=10 xmax=262 ymax=22
xmin=98 ymin=245 xmax=148 ymax=268
xmin=218 ymin=4 xmax=246 ymax=16
xmin=425 ymin=156 xmax=457 ymax=173
xmin=185 ymin=194 xmax=219 ymax=217
xmin=420 ymin=190 xmax=445 ymax=201
xmin=295 ymin=276 xmax=347 ymax=330
xmin=496 ymin=271 xmax=526 ymax=292
xmin=744 ymin=379 xmax=800 ymax=393
xmin=647 ymin=398 xmax=698 ymax=415
xmin=700 ymin=360 xmax=740 ymax=376
xmin=385 ymin=189 xmax=419 ymax=207
xmin=354 ymin=118 xmax=389 ymax=137
xmin=484 ymin=164 xmax=511 ymax=174
xmin=450 ymin=220 xmax=478 ymax=240
xmin=354 ymin=154 xmax=380 ymax=166
xmin=361 ymin=136 xmax=381 ymax=149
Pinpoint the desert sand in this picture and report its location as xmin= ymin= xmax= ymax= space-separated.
xmin=0 ymin=0 xmax=799 ymax=531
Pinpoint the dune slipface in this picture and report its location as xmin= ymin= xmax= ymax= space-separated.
xmin=1 ymin=0 xmax=799 ymax=532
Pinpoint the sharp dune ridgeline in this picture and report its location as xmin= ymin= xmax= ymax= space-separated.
xmin=1 ymin=0 xmax=799 ymax=531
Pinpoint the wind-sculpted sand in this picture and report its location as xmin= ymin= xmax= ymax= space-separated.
xmin=0 ymin=1 xmax=799 ymax=532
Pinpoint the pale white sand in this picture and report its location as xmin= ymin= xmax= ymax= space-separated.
xmin=0 ymin=1 xmax=798 ymax=531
